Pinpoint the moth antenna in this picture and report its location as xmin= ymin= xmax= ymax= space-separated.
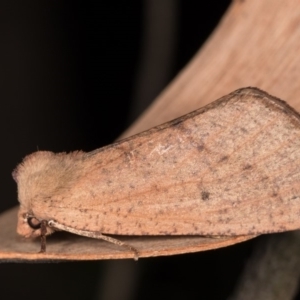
xmin=48 ymin=220 xmax=139 ymax=260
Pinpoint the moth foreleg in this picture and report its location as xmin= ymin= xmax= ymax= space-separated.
xmin=39 ymin=220 xmax=47 ymax=253
xmin=47 ymin=220 xmax=139 ymax=260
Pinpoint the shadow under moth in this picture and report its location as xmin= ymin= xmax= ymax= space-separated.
xmin=13 ymin=87 xmax=300 ymax=260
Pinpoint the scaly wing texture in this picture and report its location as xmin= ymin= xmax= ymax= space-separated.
xmin=37 ymin=88 xmax=300 ymax=236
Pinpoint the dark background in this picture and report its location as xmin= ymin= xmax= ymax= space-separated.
xmin=0 ymin=1 xmax=266 ymax=299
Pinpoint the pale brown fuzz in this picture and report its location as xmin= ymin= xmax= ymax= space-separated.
xmin=13 ymin=87 xmax=300 ymax=255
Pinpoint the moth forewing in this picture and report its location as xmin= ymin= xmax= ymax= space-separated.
xmin=14 ymin=87 xmax=300 ymax=254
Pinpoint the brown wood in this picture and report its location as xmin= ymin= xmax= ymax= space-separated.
xmin=0 ymin=207 xmax=254 ymax=261
xmin=122 ymin=0 xmax=300 ymax=137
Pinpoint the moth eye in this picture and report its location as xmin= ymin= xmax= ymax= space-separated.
xmin=27 ymin=217 xmax=41 ymax=230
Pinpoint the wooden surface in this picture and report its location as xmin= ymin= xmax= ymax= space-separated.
xmin=122 ymin=0 xmax=300 ymax=137
xmin=2 ymin=0 xmax=300 ymax=261
xmin=0 ymin=207 xmax=254 ymax=261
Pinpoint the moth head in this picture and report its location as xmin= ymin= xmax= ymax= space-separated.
xmin=17 ymin=207 xmax=55 ymax=238
xmin=13 ymin=151 xmax=62 ymax=206
xmin=13 ymin=150 xmax=84 ymax=205
xmin=13 ymin=150 xmax=84 ymax=238
xmin=13 ymin=151 xmax=82 ymax=238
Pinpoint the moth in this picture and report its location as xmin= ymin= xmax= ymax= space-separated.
xmin=13 ymin=87 xmax=300 ymax=259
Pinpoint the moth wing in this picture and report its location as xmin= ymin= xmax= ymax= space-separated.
xmin=43 ymin=88 xmax=300 ymax=236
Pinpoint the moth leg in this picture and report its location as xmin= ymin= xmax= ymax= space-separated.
xmin=48 ymin=220 xmax=139 ymax=260
xmin=24 ymin=214 xmax=48 ymax=253
xmin=39 ymin=220 xmax=48 ymax=253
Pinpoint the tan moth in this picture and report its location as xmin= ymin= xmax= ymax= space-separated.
xmin=13 ymin=87 xmax=300 ymax=259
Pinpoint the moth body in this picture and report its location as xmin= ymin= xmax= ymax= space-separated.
xmin=13 ymin=87 xmax=300 ymax=251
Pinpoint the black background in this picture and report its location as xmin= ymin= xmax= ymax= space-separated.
xmin=0 ymin=1 xmax=270 ymax=299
